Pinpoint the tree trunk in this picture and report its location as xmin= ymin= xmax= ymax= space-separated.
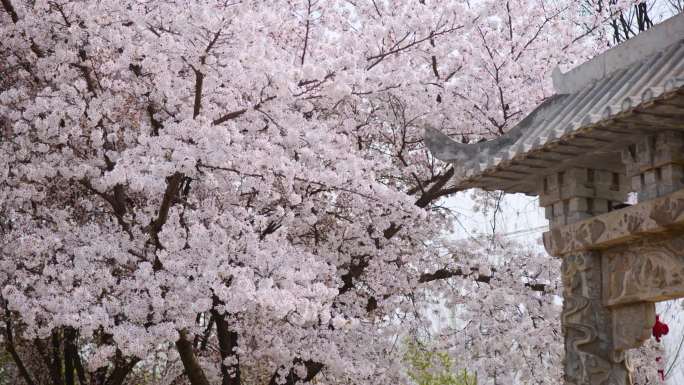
xmin=176 ymin=330 xmax=211 ymax=385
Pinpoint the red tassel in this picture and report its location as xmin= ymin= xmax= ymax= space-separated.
xmin=653 ymin=315 xmax=669 ymax=342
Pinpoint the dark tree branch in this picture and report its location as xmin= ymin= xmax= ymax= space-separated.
xmin=513 ymin=12 xmax=559 ymax=62
xmin=414 ymin=166 xmax=455 ymax=208
xmin=212 ymin=95 xmax=276 ymax=125
xmin=506 ymin=1 xmax=513 ymax=41
xmin=79 ymin=179 xmax=132 ymax=239
xmin=104 ymin=354 xmax=140 ymax=385
xmin=192 ymin=68 xmax=204 ymax=118
xmin=2 ymin=0 xmax=44 ymax=57
xmin=268 ymin=359 xmax=324 ymax=385
xmin=148 ymin=172 xmax=185 ymax=270
xmin=34 ymin=338 xmax=56 ymax=381
xmin=205 ymin=29 xmax=223 ymax=54
xmin=65 ymin=346 xmax=75 ymax=385
xmin=2 ymin=308 xmax=37 ymax=385
xmin=1 ymin=0 xmax=18 ymax=22
xmin=193 ymin=29 xmax=222 ymax=118
xmin=418 ymin=268 xmax=491 ymax=284
xmin=419 ymin=268 xmax=465 ymax=283
xmin=176 ymin=331 xmax=211 ymax=385
xmin=147 ymin=104 xmax=163 ymax=136
xmin=62 ymin=327 xmax=87 ymax=385
xmin=338 ymin=166 xmax=457 ymax=296
xmin=364 ymin=267 xmax=545 ymax=312
xmin=198 ymin=315 xmax=215 ymax=351
xmin=212 ymin=308 xmax=241 ymax=385
xmin=260 ymin=220 xmax=283 ymax=240
xmin=366 ymin=24 xmax=463 ymax=70
xmin=213 ymin=108 xmax=248 ymax=125
xmin=525 ymin=282 xmax=547 ymax=292
xmin=371 ymin=0 xmax=382 ymax=18
xmin=70 ymin=63 xmax=100 ymax=95
xmin=74 ymin=350 xmax=88 ymax=385
xmin=301 ymin=0 xmax=312 ymax=65
xmin=63 ymin=328 xmax=80 ymax=385
xmin=431 ymin=55 xmax=440 ymax=79
xmin=50 ymin=330 xmax=65 ymax=385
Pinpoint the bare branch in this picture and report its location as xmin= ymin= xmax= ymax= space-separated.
xmin=193 ymin=29 xmax=223 ymax=118
xmin=213 ymin=95 xmax=276 ymax=125
xmin=301 ymin=0 xmax=313 ymax=65
xmin=366 ymin=24 xmax=463 ymax=70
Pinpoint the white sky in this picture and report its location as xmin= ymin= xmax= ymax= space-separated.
xmin=444 ymin=191 xmax=547 ymax=245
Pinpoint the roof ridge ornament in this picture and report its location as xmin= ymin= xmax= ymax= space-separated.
xmin=423 ymin=94 xmax=567 ymax=162
xmin=553 ymin=12 xmax=684 ymax=95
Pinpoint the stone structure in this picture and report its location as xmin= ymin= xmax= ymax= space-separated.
xmin=425 ymin=13 xmax=684 ymax=385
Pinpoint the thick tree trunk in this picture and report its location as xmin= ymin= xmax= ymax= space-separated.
xmin=64 ymin=329 xmax=76 ymax=385
xmin=176 ymin=330 xmax=211 ymax=385
xmin=50 ymin=330 xmax=65 ymax=385
xmin=3 ymin=309 xmax=37 ymax=385
xmin=63 ymin=327 xmax=89 ymax=385
xmin=212 ymin=310 xmax=241 ymax=385
xmin=104 ymin=353 xmax=140 ymax=385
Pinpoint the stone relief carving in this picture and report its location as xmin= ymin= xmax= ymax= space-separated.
xmin=611 ymin=303 xmax=655 ymax=352
xmin=562 ymin=252 xmax=632 ymax=385
xmin=534 ymin=138 xmax=684 ymax=385
xmin=543 ymin=189 xmax=684 ymax=257
xmin=650 ymin=195 xmax=684 ymax=225
xmin=603 ymin=236 xmax=684 ymax=307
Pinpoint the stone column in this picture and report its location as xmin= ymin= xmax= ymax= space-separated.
xmin=561 ymin=252 xmax=632 ymax=385
xmin=542 ymin=187 xmax=684 ymax=383
xmin=540 ymin=167 xmax=641 ymax=385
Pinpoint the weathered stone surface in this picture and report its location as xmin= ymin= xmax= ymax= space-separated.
xmin=543 ymin=189 xmax=684 ymax=257
xmin=611 ymin=303 xmax=655 ymax=351
xmin=534 ymin=133 xmax=684 ymax=385
xmin=602 ymin=235 xmax=684 ymax=306
xmin=539 ymin=167 xmax=629 ymax=227
xmin=622 ymin=131 xmax=684 ymax=200
xmin=562 ymin=253 xmax=632 ymax=385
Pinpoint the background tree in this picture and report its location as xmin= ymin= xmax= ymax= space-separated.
xmin=404 ymin=339 xmax=477 ymax=385
xmin=0 ymin=1 xmax=679 ymax=384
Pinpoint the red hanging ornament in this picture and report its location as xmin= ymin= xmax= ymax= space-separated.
xmin=653 ymin=315 xmax=669 ymax=342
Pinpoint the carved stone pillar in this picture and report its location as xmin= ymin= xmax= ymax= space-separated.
xmin=561 ymin=252 xmax=632 ymax=385
xmin=540 ymin=167 xmax=645 ymax=385
xmin=540 ymin=133 xmax=684 ymax=384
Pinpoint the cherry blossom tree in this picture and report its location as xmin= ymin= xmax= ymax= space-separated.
xmin=0 ymin=1 xmax=670 ymax=384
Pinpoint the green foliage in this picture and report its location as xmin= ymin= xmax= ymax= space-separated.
xmin=0 ymin=350 xmax=14 ymax=385
xmin=404 ymin=341 xmax=477 ymax=385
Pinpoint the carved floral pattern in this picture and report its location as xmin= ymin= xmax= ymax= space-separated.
xmin=543 ymin=190 xmax=684 ymax=257
xmin=603 ymin=236 xmax=684 ymax=306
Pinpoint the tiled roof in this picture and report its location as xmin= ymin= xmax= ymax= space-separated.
xmin=425 ymin=13 xmax=684 ymax=194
